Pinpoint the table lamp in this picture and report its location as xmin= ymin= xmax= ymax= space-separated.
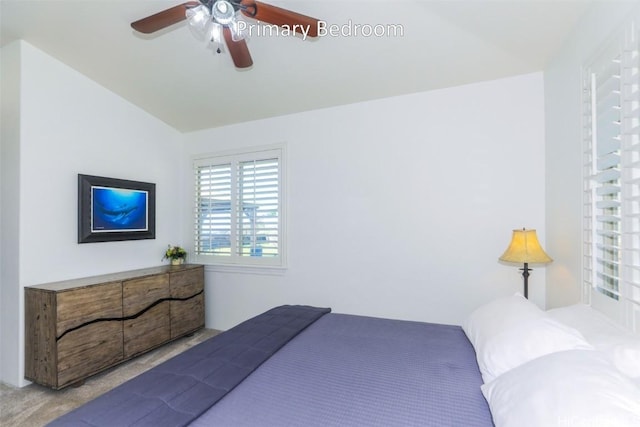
xmin=499 ymin=228 xmax=552 ymax=298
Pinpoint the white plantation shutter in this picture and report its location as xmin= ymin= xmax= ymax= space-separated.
xmin=194 ymin=163 xmax=232 ymax=256
xmin=237 ymin=159 xmax=280 ymax=257
xmin=584 ymin=22 xmax=640 ymax=331
xmin=587 ymin=42 xmax=623 ymax=301
xmin=193 ymin=146 xmax=284 ymax=267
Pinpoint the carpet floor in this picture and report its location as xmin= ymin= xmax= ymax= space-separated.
xmin=0 ymin=328 xmax=220 ymax=427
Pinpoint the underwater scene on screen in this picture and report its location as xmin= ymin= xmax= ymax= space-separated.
xmin=92 ymin=186 xmax=148 ymax=232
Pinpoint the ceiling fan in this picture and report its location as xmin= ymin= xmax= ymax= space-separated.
xmin=131 ymin=0 xmax=320 ymax=69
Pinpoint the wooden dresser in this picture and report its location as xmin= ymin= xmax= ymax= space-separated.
xmin=24 ymin=264 xmax=204 ymax=389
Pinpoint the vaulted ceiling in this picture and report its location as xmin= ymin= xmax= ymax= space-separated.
xmin=1 ymin=0 xmax=594 ymax=132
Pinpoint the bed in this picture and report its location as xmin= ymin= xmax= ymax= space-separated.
xmin=48 ymin=296 xmax=640 ymax=427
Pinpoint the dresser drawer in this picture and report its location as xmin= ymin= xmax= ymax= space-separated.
xmin=57 ymin=321 xmax=123 ymax=387
xmin=123 ymin=274 xmax=170 ymax=317
xmin=56 ymin=282 xmax=122 ymax=337
xmin=124 ymin=302 xmax=170 ymax=358
xmin=170 ymin=268 xmax=204 ymax=299
xmin=171 ymin=293 xmax=204 ymax=338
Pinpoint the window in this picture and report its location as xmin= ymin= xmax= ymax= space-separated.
xmin=583 ymin=22 xmax=640 ymax=329
xmin=192 ymin=145 xmax=285 ymax=268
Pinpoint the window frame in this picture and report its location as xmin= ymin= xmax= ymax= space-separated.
xmin=191 ymin=144 xmax=287 ymax=271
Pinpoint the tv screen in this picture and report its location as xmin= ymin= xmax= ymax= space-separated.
xmin=91 ymin=186 xmax=149 ymax=232
xmin=78 ymin=174 xmax=156 ymax=243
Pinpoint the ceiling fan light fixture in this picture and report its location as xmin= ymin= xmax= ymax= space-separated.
xmin=186 ymin=4 xmax=210 ymax=25
xmin=212 ymin=0 xmax=236 ymax=26
xmin=209 ymin=21 xmax=223 ymax=44
xmin=186 ymin=4 xmax=211 ymax=36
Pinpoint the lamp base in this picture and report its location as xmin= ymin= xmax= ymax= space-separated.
xmin=519 ymin=262 xmax=531 ymax=299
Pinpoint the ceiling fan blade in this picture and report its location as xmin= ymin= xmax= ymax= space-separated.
xmin=131 ymin=1 xmax=200 ymax=34
xmin=240 ymin=1 xmax=319 ymax=37
xmin=223 ymin=28 xmax=253 ymax=68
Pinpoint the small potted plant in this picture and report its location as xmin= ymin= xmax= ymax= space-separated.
xmin=163 ymin=245 xmax=187 ymax=265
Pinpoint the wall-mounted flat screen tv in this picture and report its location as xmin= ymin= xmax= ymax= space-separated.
xmin=78 ymin=174 xmax=156 ymax=243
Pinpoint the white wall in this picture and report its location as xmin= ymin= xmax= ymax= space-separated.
xmin=184 ymin=72 xmax=547 ymax=331
xmin=544 ymin=2 xmax=640 ymax=309
xmin=0 ymin=41 xmax=184 ymax=387
xmin=0 ymin=41 xmax=22 ymax=390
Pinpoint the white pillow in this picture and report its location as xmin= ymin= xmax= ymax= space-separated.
xmin=546 ymin=303 xmax=621 ymax=336
xmin=548 ymin=304 xmax=640 ymax=378
xmin=476 ymin=316 xmax=592 ymax=383
xmin=462 ymin=293 xmax=545 ymax=351
xmin=481 ymin=350 xmax=640 ymax=427
xmin=589 ymin=333 xmax=640 ymax=378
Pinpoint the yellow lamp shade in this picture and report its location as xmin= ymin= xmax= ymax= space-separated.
xmin=499 ymin=229 xmax=553 ymax=264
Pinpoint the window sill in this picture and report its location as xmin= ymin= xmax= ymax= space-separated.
xmin=203 ymin=263 xmax=288 ymax=276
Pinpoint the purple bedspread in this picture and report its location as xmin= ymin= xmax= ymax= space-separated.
xmin=190 ymin=313 xmax=494 ymax=426
xmin=47 ymin=305 xmax=330 ymax=427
